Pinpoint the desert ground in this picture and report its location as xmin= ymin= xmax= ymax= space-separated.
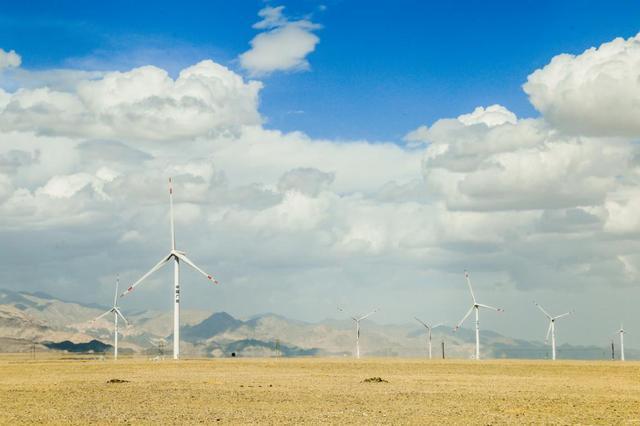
xmin=0 ymin=355 xmax=639 ymax=424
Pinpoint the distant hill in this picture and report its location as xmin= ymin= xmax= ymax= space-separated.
xmin=0 ymin=287 xmax=635 ymax=360
xmin=181 ymin=312 xmax=244 ymax=342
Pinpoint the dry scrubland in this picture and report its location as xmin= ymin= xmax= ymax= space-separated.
xmin=1 ymin=356 xmax=639 ymax=424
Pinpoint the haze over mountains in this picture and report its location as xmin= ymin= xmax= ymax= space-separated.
xmin=0 ymin=288 xmax=632 ymax=360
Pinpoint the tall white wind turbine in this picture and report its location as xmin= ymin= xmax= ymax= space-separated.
xmin=91 ymin=276 xmax=129 ymax=360
xmin=454 ymin=271 xmax=503 ymax=360
xmin=338 ymin=307 xmax=378 ymax=359
xmin=414 ymin=318 xmax=442 ymax=359
xmin=120 ymin=177 xmax=219 ymax=360
xmin=534 ymin=302 xmax=573 ymax=361
xmin=618 ymin=323 xmax=626 ymax=361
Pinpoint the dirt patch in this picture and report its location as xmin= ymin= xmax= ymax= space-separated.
xmin=362 ymin=377 xmax=388 ymax=383
xmin=106 ymin=378 xmax=129 ymax=384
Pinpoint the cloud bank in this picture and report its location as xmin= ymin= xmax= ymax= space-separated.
xmin=2 ymin=32 xmax=640 ymax=344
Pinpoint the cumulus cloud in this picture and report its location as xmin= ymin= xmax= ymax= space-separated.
xmin=0 ymin=49 xmax=21 ymax=70
xmin=411 ymin=106 xmax=631 ymax=211
xmin=0 ymin=60 xmax=262 ymax=141
xmin=524 ymin=32 xmax=640 ymax=137
xmin=239 ymin=6 xmax=321 ymax=76
xmin=457 ymin=104 xmax=517 ymax=127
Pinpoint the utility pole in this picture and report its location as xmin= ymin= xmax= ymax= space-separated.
xmin=611 ymin=340 xmax=615 ymax=360
xmin=441 ymin=340 xmax=445 ymax=359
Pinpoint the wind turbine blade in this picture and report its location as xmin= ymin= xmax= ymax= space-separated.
xmin=553 ymin=311 xmax=573 ymax=320
xmin=534 ymin=301 xmax=552 ymax=319
xmin=454 ymin=306 xmax=474 ymax=331
xmin=174 ymin=252 xmax=219 ymax=284
xmin=358 ymin=309 xmax=378 ymax=321
xmin=414 ymin=317 xmax=429 ymax=329
xmin=545 ymin=321 xmax=552 ymax=343
xmin=464 ymin=271 xmax=477 ymax=304
xmin=169 ymin=177 xmax=176 ymax=251
xmin=91 ymin=309 xmax=113 ymax=324
xmin=114 ymin=307 xmax=129 ymax=326
xmin=477 ymin=303 xmax=503 ymax=312
xmin=120 ymin=254 xmax=172 ymax=297
xmin=113 ymin=275 xmax=119 ymax=307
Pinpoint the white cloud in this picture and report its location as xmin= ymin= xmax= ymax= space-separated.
xmin=403 ymin=125 xmax=430 ymax=149
xmin=253 ymin=5 xmax=288 ymax=29
xmin=0 ymin=49 xmax=21 ymax=70
xmin=524 ymin=32 xmax=640 ymax=137
xmin=457 ymin=104 xmax=517 ymax=127
xmin=413 ymin=106 xmax=630 ymax=211
xmin=0 ymin=60 xmax=262 ymax=141
xmin=239 ymin=6 xmax=321 ymax=76
xmin=39 ymin=173 xmax=97 ymax=199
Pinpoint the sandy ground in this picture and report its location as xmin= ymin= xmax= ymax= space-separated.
xmin=1 ymin=356 xmax=639 ymax=424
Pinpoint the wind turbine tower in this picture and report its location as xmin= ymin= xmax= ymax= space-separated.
xmin=338 ymin=307 xmax=378 ymax=359
xmin=92 ymin=276 xmax=129 ymax=360
xmin=454 ymin=271 xmax=503 ymax=360
xmin=121 ymin=178 xmax=220 ymax=360
xmin=534 ymin=302 xmax=573 ymax=361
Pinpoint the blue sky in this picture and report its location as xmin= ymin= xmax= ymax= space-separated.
xmin=2 ymin=1 xmax=640 ymax=141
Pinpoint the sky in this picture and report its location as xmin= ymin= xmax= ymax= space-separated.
xmin=1 ymin=1 xmax=640 ymax=346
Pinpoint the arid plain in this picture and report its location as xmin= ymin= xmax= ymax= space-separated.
xmin=1 ymin=356 xmax=639 ymax=424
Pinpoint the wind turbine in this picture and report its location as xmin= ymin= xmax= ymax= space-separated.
xmin=414 ymin=318 xmax=442 ymax=359
xmin=454 ymin=271 xmax=503 ymax=360
xmin=91 ymin=276 xmax=129 ymax=360
xmin=534 ymin=302 xmax=573 ymax=361
xmin=120 ymin=177 xmax=219 ymax=360
xmin=618 ymin=324 xmax=626 ymax=361
xmin=338 ymin=306 xmax=378 ymax=359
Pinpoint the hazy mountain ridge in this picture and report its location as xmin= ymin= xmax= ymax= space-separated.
xmin=0 ymin=288 xmax=634 ymax=360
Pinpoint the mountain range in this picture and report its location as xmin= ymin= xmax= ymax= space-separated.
xmin=0 ymin=288 xmax=633 ymax=360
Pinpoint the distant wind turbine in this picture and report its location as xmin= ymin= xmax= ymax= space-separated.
xmin=454 ymin=271 xmax=503 ymax=360
xmin=91 ymin=276 xmax=129 ymax=360
xmin=338 ymin=306 xmax=378 ymax=359
xmin=148 ymin=337 xmax=168 ymax=359
xmin=120 ymin=177 xmax=219 ymax=360
xmin=534 ymin=302 xmax=573 ymax=361
xmin=414 ymin=318 xmax=442 ymax=359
